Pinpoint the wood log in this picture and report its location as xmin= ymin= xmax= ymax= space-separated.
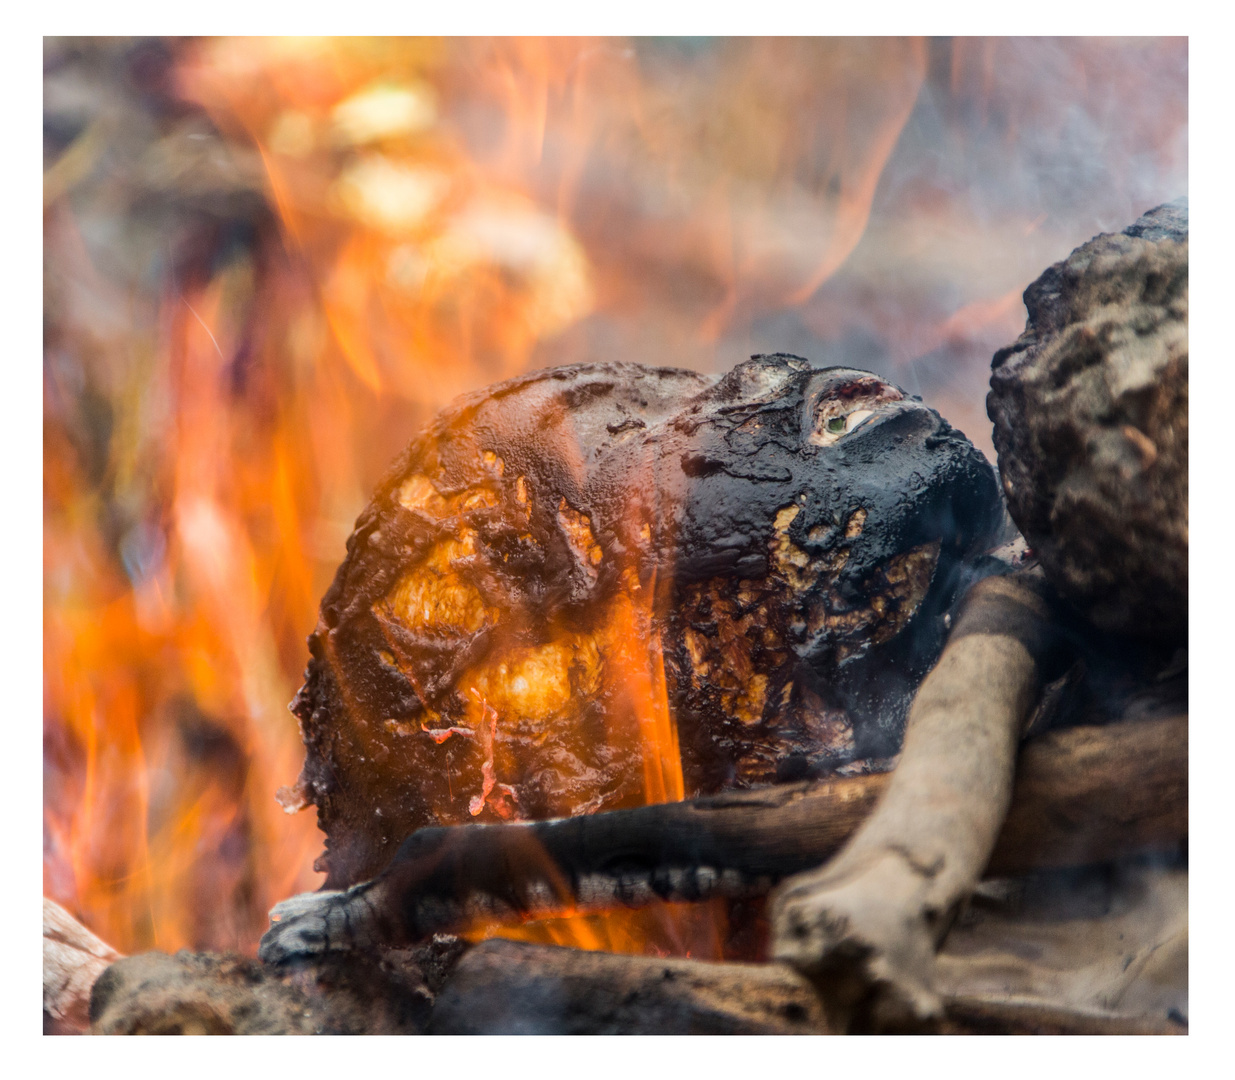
xmin=44 ymin=898 xmax=123 ymax=1034
xmin=426 ymin=940 xmax=829 ymax=1034
xmin=426 ymin=939 xmax=1186 ymax=1035
xmin=987 ymin=710 xmax=1188 ymax=876
xmin=89 ymin=936 xmax=468 ymax=1035
xmin=258 ymin=707 xmax=1186 ymax=964
xmin=769 ymin=571 xmax=1069 ymax=1030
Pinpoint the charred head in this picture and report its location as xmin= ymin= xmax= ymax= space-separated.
xmin=287 ymin=354 xmax=1002 ymax=886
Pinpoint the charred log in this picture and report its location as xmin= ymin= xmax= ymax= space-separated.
xmin=430 ymin=923 xmax=1185 ymax=1035
xmin=90 ymin=936 xmax=466 ymax=1035
xmin=427 ymin=940 xmax=828 ymax=1034
xmin=257 ymin=708 xmax=1186 ymax=963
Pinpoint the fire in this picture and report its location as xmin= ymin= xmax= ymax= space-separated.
xmin=43 ymin=37 xmax=1187 ymax=957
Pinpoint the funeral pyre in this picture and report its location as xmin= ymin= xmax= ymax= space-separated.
xmin=43 ymin=38 xmax=1187 ymax=1034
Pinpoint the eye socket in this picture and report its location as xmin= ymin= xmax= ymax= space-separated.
xmin=805 ymin=375 xmax=905 ymax=448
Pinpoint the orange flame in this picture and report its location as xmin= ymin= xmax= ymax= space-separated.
xmin=35 ymin=36 xmax=953 ymax=958
xmin=45 ymin=36 xmax=1186 ymax=959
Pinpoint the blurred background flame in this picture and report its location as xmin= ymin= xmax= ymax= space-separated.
xmin=43 ymin=36 xmax=1187 ymax=956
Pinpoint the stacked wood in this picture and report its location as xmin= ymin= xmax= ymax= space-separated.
xmin=93 ymin=856 xmax=1188 ymax=1037
xmin=68 ymin=707 xmax=1185 ymax=1034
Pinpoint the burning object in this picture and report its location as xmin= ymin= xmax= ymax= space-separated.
xmin=245 ymin=203 xmax=1185 ymax=1034
xmin=771 ymin=201 xmax=1188 ymax=1032
xmin=41 ymin=37 xmax=1188 ymax=1034
xmin=281 ymin=353 xmax=1003 ymax=888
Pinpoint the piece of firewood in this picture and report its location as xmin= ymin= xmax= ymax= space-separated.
xmin=987 ymin=711 xmax=1187 ymax=877
xmin=258 ymin=703 xmax=1185 ymax=965
xmin=427 ymin=940 xmax=1186 ymax=1035
xmin=426 ymin=939 xmax=831 ymax=1034
xmin=769 ymin=572 xmax=1064 ymax=1031
xmin=44 ymin=898 xmax=123 ymax=1034
xmin=89 ymin=938 xmax=468 ymax=1035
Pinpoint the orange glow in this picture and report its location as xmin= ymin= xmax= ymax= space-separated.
xmin=608 ymin=584 xmax=685 ymax=808
xmin=43 ymin=36 xmax=1187 ymax=958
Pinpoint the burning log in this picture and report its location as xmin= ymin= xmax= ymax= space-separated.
xmin=257 ymin=710 xmax=1185 ymax=962
xmin=98 ymin=856 xmax=1189 ymax=1035
xmin=284 ymin=354 xmax=1003 ymax=888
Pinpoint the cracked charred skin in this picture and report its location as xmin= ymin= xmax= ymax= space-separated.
xmin=285 ymin=353 xmax=1003 ymax=890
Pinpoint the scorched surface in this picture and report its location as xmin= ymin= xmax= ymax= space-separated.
xmin=286 ymin=354 xmax=1002 ymax=887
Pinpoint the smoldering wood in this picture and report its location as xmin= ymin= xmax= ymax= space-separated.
xmin=258 ymin=703 xmax=1186 ymax=964
xmin=92 ymin=938 xmax=827 ymax=1035
xmin=94 ymin=917 xmax=1185 ymax=1035
xmin=426 ymin=940 xmax=828 ymax=1034
xmin=430 ymin=931 xmax=1185 ymax=1035
xmin=90 ymin=936 xmax=468 ymax=1035
xmin=987 ymin=710 xmax=1187 ymax=876
xmin=426 ymin=940 xmax=1185 ymax=1035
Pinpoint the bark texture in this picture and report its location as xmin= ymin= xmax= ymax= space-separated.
xmin=90 ymin=936 xmax=466 ymax=1035
xmin=987 ymin=199 xmax=1188 ymax=640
